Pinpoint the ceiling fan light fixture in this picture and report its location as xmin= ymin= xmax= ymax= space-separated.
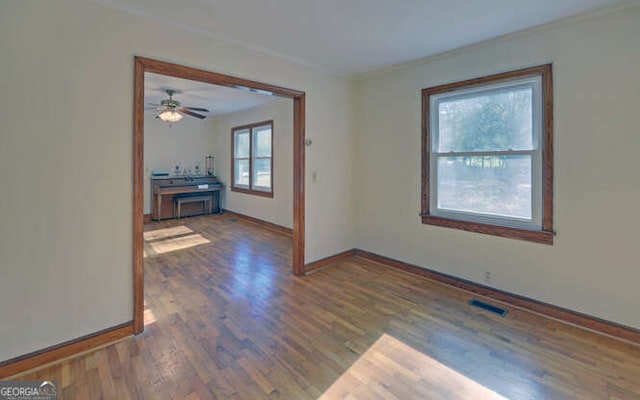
xmin=158 ymin=110 xmax=183 ymax=122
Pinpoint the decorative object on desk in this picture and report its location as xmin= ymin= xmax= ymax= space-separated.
xmin=205 ymin=155 xmax=214 ymax=177
xmin=147 ymin=89 xmax=210 ymax=123
xmin=194 ymin=163 xmax=201 ymax=176
xmin=174 ymin=164 xmax=180 ymax=175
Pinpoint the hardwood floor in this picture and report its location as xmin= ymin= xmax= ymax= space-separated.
xmin=16 ymin=214 xmax=640 ymax=399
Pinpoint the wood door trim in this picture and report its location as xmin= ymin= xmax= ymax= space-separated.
xmin=0 ymin=322 xmax=133 ymax=379
xmin=292 ymin=95 xmax=305 ymax=276
xmin=134 ymin=56 xmax=306 ymax=334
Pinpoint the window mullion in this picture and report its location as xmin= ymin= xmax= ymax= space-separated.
xmin=432 ymin=150 xmax=534 ymax=157
xmin=249 ymin=128 xmax=254 ymax=190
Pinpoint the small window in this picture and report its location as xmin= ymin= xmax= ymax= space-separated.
xmin=421 ymin=65 xmax=553 ymax=244
xmin=231 ymin=120 xmax=273 ymax=197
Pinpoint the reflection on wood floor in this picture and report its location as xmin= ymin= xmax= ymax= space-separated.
xmin=18 ymin=214 xmax=640 ymax=399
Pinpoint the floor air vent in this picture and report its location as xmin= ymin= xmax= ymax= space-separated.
xmin=468 ymin=299 xmax=508 ymax=317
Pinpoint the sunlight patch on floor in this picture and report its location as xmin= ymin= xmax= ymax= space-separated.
xmin=144 ymin=225 xmax=193 ymax=241
xmin=149 ymin=234 xmax=210 ymax=254
xmin=320 ymin=333 xmax=509 ymax=400
xmin=144 ymin=308 xmax=157 ymax=326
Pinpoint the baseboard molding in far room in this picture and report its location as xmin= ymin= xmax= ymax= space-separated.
xmin=352 ymin=249 xmax=640 ymax=346
xmin=303 ymin=249 xmax=358 ymax=274
xmin=0 ymin=322 xmax=134 ymax=379
xmin=222 ymin=209 xmax=293 ymax=237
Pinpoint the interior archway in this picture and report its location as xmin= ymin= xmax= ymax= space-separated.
xmin=133 ymin=56 xmax=306 ymax=333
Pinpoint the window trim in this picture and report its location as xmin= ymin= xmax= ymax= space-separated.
xmin=429 ymin=77 xmax=542 ymax=230
xmin=231 ymin=120 xmax=274 ymax=198
xmin=421 ymin=64 xmax=554 ymax=245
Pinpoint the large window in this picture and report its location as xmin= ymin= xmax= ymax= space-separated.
xmin=421 ymin=65 xmax=553 ymax=244
xmin=231 ymin=120 xmax=273 ymax=197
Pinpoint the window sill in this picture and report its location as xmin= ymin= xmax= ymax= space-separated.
xmin=420 ymin=214 xmax=553 ymax=245
xmin=231 ymin=187 xmax=274 ymax=198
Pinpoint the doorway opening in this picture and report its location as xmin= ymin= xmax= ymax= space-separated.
xmin=133 ymin=57 xmax=306 ymax=334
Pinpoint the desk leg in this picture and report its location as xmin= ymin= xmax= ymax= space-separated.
xmin=155 ymin=194 xmax=162 ymax=221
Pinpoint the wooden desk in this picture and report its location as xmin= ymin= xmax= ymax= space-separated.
xmin=151 ymin=176 xmax=223 ymax=221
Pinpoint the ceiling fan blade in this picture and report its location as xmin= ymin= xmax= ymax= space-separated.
xmin=178 ymin=108 xmax=208 ymax=119
xmin=182 ymin=106 xmax=209 ymax=112
xmin=148 ymin=103 xmax=161 ymax=106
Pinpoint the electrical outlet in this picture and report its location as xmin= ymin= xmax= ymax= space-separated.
xmin=484 ymin=271 xmax=492 ymax=285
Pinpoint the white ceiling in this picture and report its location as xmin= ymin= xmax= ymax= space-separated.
xmin=145 ymin=72 xmax=279 ymax=118
xmin=98 ymin=0 xmax=630 ymax=76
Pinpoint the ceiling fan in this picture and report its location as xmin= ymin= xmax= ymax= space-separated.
xmin=147 ymin=89 xmax=209 ymax=122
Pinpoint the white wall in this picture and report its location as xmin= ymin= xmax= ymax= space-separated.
xmin=355 ymin=4 xmax=640 ymax=329
xmin=143 ymin=115 xmax=216 ymax=214
xmin=0 ymin=0 xmax=355 ymax=362
xmin=213 ymin=99 xmax=293 ymax=228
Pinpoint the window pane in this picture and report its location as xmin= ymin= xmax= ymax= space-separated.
xmin=234 ymin=130 xmax=250 ymax=158
xmin=437 ymin=87 xmax=533 ymax=152
xmin=437 ymin=156 xmax=531 ymax=219
xmin=253 ymin=158 xmax=271 ymax=189
xmin=234 ymin=159 xmax=249 ymax=186
xmin=254 ymin=126 xmax=272 ymax=158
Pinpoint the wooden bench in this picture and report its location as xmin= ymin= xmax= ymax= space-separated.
xmin=173 ymin=195 xmax=213 ymax=219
